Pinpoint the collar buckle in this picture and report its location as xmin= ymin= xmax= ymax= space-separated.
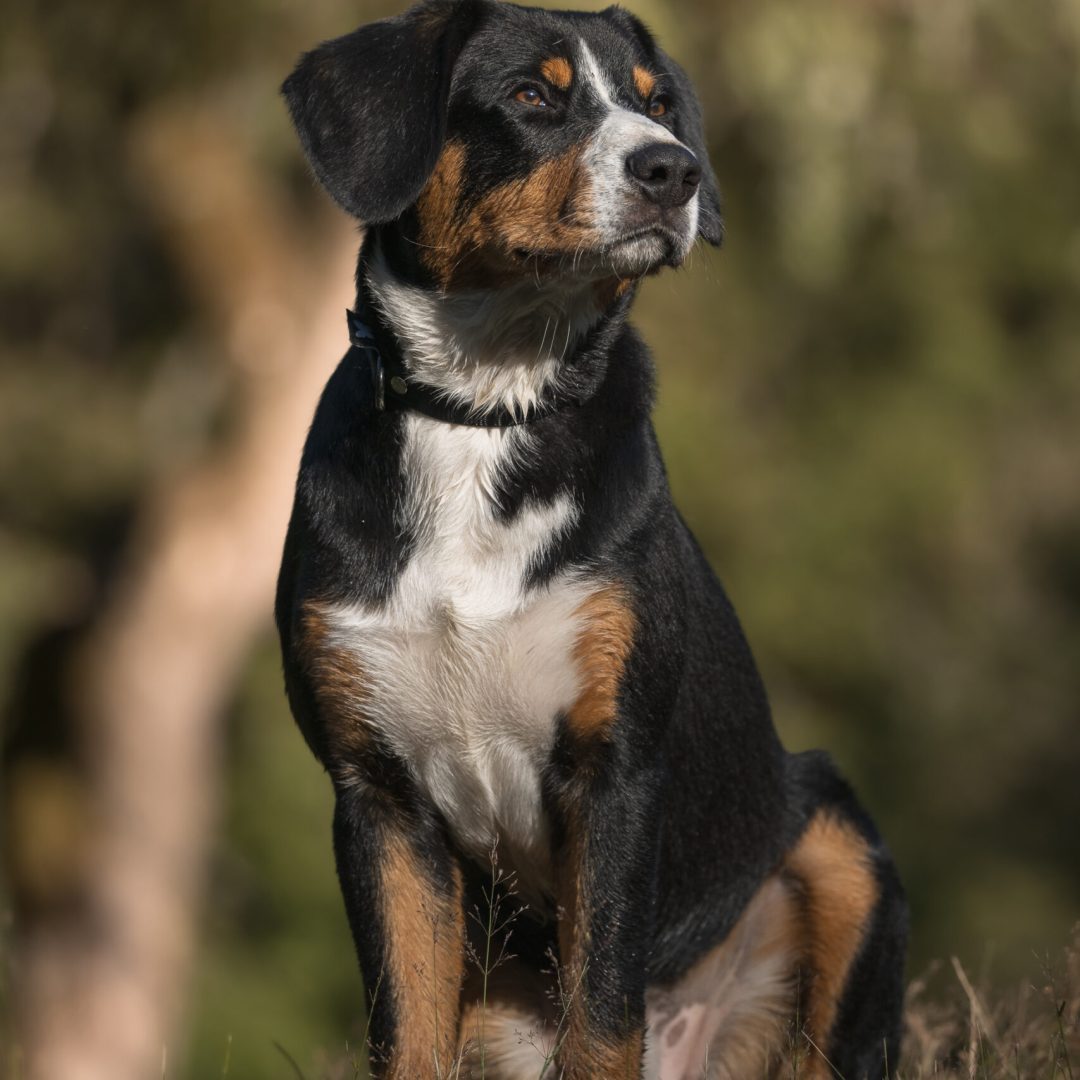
xmin=347 ymin=308 xmax=385 ymax=411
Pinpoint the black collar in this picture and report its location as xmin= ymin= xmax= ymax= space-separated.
xmin=345 ymin=304 xmax=583 ymax=428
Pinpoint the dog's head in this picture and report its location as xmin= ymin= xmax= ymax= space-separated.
xmin=284 ymin=0 xmax=722 ymax=291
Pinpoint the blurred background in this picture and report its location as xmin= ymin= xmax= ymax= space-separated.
xmin=1 ymin=0 xmax=1078 ymax=1076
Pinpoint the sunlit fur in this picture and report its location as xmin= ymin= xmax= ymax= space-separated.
xmin=278 ymin=5 xmax=907 ymax=1077
xmin=367 ymin=245 xmax=603 ymax=416
xmin=578 ymin=43 xmax=700 ymax=272
xmin=315 ymin=409 xmax=594 ymax=901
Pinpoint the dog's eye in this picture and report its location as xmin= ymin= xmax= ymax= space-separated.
xmin=647 ymin=95 xmax=669 ymax=119
xmin=514 ymin=86 xmax=549 ymax=108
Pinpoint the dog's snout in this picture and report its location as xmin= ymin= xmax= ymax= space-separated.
xmin=626 ymin=143 xmax=702 ymax=208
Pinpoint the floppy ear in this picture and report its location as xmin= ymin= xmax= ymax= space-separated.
xmin=656 ymin=49 xmax=724 ymax=246
xmin=601 ymin=7 xmax=723 ymax=246
xmin=282 ymin=0 xmax=485 ymax=223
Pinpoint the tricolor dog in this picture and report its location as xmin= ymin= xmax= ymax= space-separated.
xmin=275 ymin=2 xmax=908 ymax=1077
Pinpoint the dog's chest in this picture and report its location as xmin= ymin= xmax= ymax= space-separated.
xmin=326 ymin=419 xmax=586 ymax=890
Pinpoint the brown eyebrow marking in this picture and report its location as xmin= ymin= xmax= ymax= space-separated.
xmin=633 ymin=65 xmax=656 ymax=98
xmin=540 ymin=56 xmax=574 ymax=90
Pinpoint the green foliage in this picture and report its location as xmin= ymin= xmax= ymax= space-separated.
xmin=642 ymin=0 xmax=1080 ymax=977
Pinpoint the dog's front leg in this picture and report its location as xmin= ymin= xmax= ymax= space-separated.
xmin=333 ymin=781 xmax=465 ymax=1080
xmin=549 ymin=750 xmax=663 ymax=1080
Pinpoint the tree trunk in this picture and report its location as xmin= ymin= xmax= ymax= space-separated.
xmin=14 ymin=100 xmax=355 ymax=1080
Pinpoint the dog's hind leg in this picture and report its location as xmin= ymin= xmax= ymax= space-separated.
xmin=643 ymin=874 xmax=803 ymax=1080
xmin=782 ymin=751 xmax=908 ymax=1080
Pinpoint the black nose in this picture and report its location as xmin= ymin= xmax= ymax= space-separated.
xmin=626 ymin=143 xmax=702 ymax=208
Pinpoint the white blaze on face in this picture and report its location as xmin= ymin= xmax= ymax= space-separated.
xmin=577 ymin=42 xmax=700 ymax=263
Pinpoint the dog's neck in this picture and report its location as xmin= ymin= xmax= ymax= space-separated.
xmin=362 ymin=233 xmax=625 ymax=418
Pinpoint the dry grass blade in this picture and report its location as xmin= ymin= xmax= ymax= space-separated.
xmin=952 ymin=955 xmax=1005 ymax=1076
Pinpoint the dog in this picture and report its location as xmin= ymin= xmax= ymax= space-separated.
xmin=275 ymin=2 xmax=908 ymax=1077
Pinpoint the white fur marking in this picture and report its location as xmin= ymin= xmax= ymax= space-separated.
xmin=322 ymin=415 xmax=594 ymax=898
xmin=578 ymin=42 xmax=700 ymax=263
xmin=368 ymin=247 xmax=599 ymax=417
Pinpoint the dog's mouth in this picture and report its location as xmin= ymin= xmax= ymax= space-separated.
xmin=510 ymin=226 xmax=686 ymax=277
xmin=606 ymin=227 xmax=685 ymax=268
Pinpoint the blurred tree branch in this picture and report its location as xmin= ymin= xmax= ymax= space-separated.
xmin=13 ymin=98 xmax=354 ymax=1080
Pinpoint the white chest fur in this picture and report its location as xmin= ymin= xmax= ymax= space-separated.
xmin=322 ymin=416 xmax=589 ymax=893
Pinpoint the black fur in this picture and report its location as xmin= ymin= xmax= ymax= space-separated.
xmin=282 ymin=0 xmax=487 ymax=222
xmin=276 ymin=2 xmax=906 ymax=1076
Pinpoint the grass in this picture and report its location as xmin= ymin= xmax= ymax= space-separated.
xmin=318 ymin=930 xmax=1079 ymax=1079
xmin=274 ymin=869 xmax=1079 ymax=1080
xmin=894 ymin=928 xmax=1079 ymax=1079
xmin=17 ymin=896 xmax=1075 ymax=1079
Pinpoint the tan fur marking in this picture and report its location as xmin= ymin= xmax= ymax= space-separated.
xmin=786 ymin=813 xmax=879 ymax=1074
xmin=564 ymin=1031 xmax=643 ymax=1079
xmin=540 ymin=56 xmax=574 ymax=90
xmin=299 ymin=603 xmax=370 ymax=777
xmin=380 ymin=830 xmax=465 ymax=1079
xmin=567 ymin=585 xmax=636 ymax=742
xmin=415 ymin=140 xmax=469 ymax=285
xmin=416 ymin=141 xmax=601 ymax=289
xmin=632 ymin=66 xmax=656 ymax=99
